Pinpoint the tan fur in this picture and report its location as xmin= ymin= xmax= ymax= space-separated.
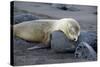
xmin=13 ymin=18 xmax=80 ymax=45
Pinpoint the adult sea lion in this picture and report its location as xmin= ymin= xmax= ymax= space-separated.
xmin=13 ymin=18 xmax=80 ymax=48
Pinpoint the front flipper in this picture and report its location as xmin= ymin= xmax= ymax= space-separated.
xmin=51 ymin=31 xmax=76 ymax=52
xmin=27 ymin=43 xmax=50 ymax=50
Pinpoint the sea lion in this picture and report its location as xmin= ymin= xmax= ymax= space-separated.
xmin=75 ymin=42 xmax=97 ymax=60
xmin=13 ymin=18 xmax=80 ymax=46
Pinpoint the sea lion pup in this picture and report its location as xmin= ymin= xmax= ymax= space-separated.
xmin=13 ymin=18 xmax=80 ymax=49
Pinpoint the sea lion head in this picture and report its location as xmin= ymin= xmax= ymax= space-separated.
xmin=58 ymin=18 xmax=80 ymax=41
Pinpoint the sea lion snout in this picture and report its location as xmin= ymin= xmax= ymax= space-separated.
xmin=73 ymin=38 xmax=77 ymax=41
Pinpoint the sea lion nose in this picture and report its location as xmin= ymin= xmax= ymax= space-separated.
xmin=73 ymin=38 xmax=76 ymax=41
xmin=74 ymin=38 xmax=77 ymax=41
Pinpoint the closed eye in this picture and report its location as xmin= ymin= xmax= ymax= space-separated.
xmin=69 ymin=27 xmax=76 ymax=35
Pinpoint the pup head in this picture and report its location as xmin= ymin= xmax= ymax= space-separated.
xmin=59 ymin=18 xmax=80 ymax=41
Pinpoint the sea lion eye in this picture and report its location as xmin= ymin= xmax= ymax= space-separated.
xmin=69 ymin=27 xmax=75 ymax=35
